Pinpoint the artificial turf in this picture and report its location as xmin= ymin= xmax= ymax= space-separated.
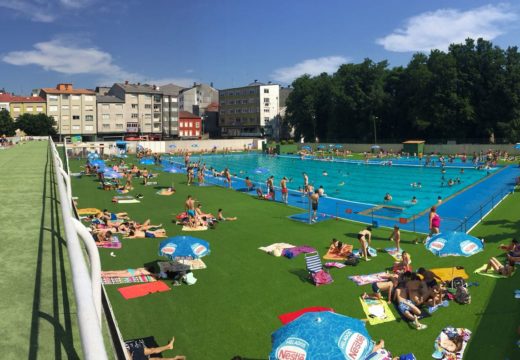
xmin=69 ymin=155 xmax=520 ymax=360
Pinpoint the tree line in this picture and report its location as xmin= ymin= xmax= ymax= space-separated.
xmin=0 ymin=110 xmax=56 ymax=136
xmin=285 ymin=38 xmax=520 ymax=144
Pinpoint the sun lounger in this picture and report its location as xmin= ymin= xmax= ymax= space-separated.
xmin=305 ymin=252 xmax=333 ymax=286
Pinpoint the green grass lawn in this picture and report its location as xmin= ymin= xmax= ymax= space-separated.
xmin=69 ymin=157 xmax=520 ymax=359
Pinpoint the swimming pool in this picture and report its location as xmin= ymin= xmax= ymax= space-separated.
xmin=167 ymin=153 xmax=497 ymax=218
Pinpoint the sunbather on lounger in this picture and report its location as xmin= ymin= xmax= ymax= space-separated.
xmin=486 ymin=257 xmax=514 ymax=276
xmin=125 ymin=336 xmax=185 ymax=360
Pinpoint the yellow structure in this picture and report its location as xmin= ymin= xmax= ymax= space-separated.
xmin=9 ymin=95 xmax=46 ymax=120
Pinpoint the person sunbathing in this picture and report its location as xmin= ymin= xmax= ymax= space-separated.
xmin=101 ymin=210 xmax=129 ymax=221
xmin=158 ymin=187 xmax=176 ymax=195
xmin=126 ymin=228 xmax=167 ymax=238
xmin=195 ymin=204 xmax=214 ymax=221
xmin=395 ymin=289 xmax=427 ymax=330
xmin=218 ymin=209 xmax=237 ymax=221
xmin=362 ymin=274 xmax=398 ymax=304
xmin=393 ymin=251 xmax=412 ymax=273
xmin=485 ymin=257 xmax=514 ymax=276
xmin=328 ymin=239 xmax=351 ymax=256
xmin=92 ymin=230 xmax=114 ymax=243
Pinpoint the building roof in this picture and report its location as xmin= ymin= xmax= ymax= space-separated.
xmin=160 ymin=83 xmax=185 ymax=96
xmin=179 ymin=111 xmax=201 ymax=119
xmin=0 ymin=94 xmax=45 ymax=102
xmin=115 ymin=82 xmax=162 ymax=94
xmin=205 ymin=102 xmax=219 ymax=112
xmin=96 ymin=95 xmax=125 ymax=103
xmin=41 ymin=87 xmax=95 ymax=95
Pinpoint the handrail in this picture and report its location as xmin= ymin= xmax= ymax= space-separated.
xmin=49 ymin=138 xmax=109 ymax=360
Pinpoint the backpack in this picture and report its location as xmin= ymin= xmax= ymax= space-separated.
xmin=344 ymin=254 xmax=360 ymax=266
xmin=455 ymin=285 xmax=471 ymax=304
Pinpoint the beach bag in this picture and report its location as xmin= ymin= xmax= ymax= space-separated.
xmin=455 ymin=285 xmax=471 ymax=304
xmin=312 ymin=270 xmax=333 ymax=286
xmin=344 ymin=254 xmax=360 ymax=266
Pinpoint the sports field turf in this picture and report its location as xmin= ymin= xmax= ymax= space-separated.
xmin=69 ymin=155 xmax=520 ymax=359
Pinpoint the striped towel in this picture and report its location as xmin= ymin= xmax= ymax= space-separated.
xmin=102 ymin=275 xmax=156 ymax=285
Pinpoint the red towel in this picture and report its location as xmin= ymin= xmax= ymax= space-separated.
xmin=278 ymin=307 xmax=334 ymax=324
xmin=118 ymin=281 xmax=170 ymax=299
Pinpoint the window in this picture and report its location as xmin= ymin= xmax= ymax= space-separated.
xmin=195 ymin=130 xmax=199 ymax=136
xmin=85 ymin=125 xmax=94 ymax=131
xmin=62 ymin=115 xmax=70 ymax=121
xmin=264 ymin=117 xmax=270 ymax=122
xmin=116 ymin=124 xmax=124 ymax=129
xmin=264 ymin=98 xmax=270 ymax=103
xmin=71 ymin=95 xmax=81 ymax=101
xmin=131 ymin=113 xmax=138 ymax=118
xmin=172 ymin=126 xmax=178 ymax=131
xmin=72 ymin=105 xmax=80 ymax=111
xmin=144 ymin=114 xmax=151 ymax=119
xmin=102 ymin=124 xmax=110 ymax=129
xmin=26 ymin=106 xmax=33 ymax=112
xmin=154 ymin=95 xmax=161 ymax=102
xmin=72 ymin=125 xmax=80 ymax=130
xmin=131 ymin=104 xmax=138 ymax=109
xmin=154 ymin=123 xmax=161 ymax=129
xmin=171 ymin=98 xmax=178 ymax=103
xmin=62 ymin=94 xmax=70 ymax=100
xmin=48 ymin=95 xmax=58 ymax=101
xmin=13 ymin=107 xmax=20 ymax=112
xmin=36 ymin=106 xmax=43 ymax=112
xmin=61 ymin=125 xmax=69 ymax=130
xmin=264 ymin=89 xmax=269 ymax=93
xmin=84 ymin=96 xmax=94 ymax=102
xmin=144 ymin=104 xmax=151 ymax=109
xmin=102 ymin=114 xmax=110 ymax=121
xmin=85 ymin=105 xmax=94 ymax=111
xmin=62 ymin=105 xmax=69 ymax=110
xmin=153 ymin=113 xmax=160 ymax=119
xmin=102 ymin=104 xmax=110 ymax=110
xmin=264 ymin=108 xmax=270 ymax=113
xmin=195 ymin=122 xmax=200 ymax=128
xmin=163 ymin=98 xmax=169 ymax=103
xmin=73 ymin=115 xmax=80 ymax=120
xmin=142 ymin=95 xmax=151 ymax=100
xmin=49 ymin=105 xmax=58 ymax=112
xmin=85 ymin=115 xmax=94 ymax=121
xmin=153 ymin=104 xmax=160 ymax=110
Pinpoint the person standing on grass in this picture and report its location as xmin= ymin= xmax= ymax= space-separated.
xmin=358 ymin=226 xmax=372 ymax=261
xmin=389 ymin=225 xmax=401 ymax=253
xmin=280 ymin=176 xmax=288 ymax=204
xmin=309 ymin=189 xmax=319 ymax=222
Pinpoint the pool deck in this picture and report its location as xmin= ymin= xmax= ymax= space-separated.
xmin=183 ymin=160 xmax=520 ymax=235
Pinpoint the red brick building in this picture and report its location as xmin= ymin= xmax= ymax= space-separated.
xmin=179 ymin=111 xmax=202 ymax=139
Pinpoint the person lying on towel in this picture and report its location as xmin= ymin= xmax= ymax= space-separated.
xmin=328 ymin=238 xmax=351 ymax=256
xmin=126 ymin=228 xmax=167 ymax=238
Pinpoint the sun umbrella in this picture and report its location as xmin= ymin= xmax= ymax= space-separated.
xmin=103 ymin=171 xmax=123 ymax=179
xmin=514 ymin=143 xmax=520 ymax=149
xmin=425 ymin=231 xmax=484 ymax=257
xmin=371 ymin=145 xmax=381 ymax=149
xmin=140 ymin=158 xmax=155 ymax=165
xmin=158 ymin=236 xmax=210 ymax=260
xmin=301 ymin=145 xmax=312 ymax=151
xmin=270 ymin=311 xmax=374 ymax=360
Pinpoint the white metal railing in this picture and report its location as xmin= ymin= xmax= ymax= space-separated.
xmin=49 ymin=138 xmax=109 ymax=360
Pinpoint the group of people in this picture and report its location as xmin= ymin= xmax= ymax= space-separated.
xmin=177 ymin=195 xmax=237 ymax=229
xmin=86 ymin=210 xmax=168 ymax=240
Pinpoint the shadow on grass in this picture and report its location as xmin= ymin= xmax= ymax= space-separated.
xmin=28 ymin=147 xmax=80 ymax=359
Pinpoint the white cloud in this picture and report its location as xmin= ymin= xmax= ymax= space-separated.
xmin=377 ymin=4 xmax=517 ymax=52
xmin=59 ymin=0 xmax=95 ymax=9
xmin=0 ymin=0 xmax=55 ymax=22
xmin=2 ymin=38 xmax=196 ymax=87
xmin=271 ymin=56 xmax=348 ymax=83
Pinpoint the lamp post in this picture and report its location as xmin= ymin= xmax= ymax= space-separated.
xmin=373 ymin=115 xmax=378 ymax=145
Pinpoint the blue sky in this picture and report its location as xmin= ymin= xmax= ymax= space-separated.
xmin=1 ymin=0 xmax=519 ymax=94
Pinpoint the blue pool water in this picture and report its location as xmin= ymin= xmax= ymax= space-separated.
xmin=166 ymin=154 xmax=497 ymax=218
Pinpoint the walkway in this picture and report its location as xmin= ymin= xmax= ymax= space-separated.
xmin=0 ymin=141 xmax=82 ymax=359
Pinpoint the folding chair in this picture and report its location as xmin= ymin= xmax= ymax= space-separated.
xmin=305 ymin=252 xmax=333 ymax=286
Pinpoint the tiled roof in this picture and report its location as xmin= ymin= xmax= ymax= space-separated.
xmin=0 ymin=94 xmax=16 ymax=102
xmin=10 ymin=96 xmax=45 ymax=103
xmin=41 ymin=87 xmax=95 ymax=95
xmin=115 ymin=83 xmax=162 ymax=94
xmin=179 ymin=111 xmax=201 ymax=119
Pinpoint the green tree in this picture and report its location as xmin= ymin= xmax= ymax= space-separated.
xmin=16 ymin=113 xmax=57 ymax=136
xmin=286 ymin=75 xmax=316 ymax=142
xmin=0 ymin=109 xmax=15 ymax=136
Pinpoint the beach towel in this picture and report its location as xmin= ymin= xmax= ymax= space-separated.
xmin=158 ymin=259 xmax=207 ymax=272
xmin=283 ymin=245 xmax=316 ymax=259
xmin=431 ymin=267 xmax=469 ymax=282
xmin=325 ymin=262 xmax=346 ymax=268
xmin=77 ymin=208 xmax=101 ymax=215
xmin=115 ymin=199 xmax=141 ymax=204
xmin=278 ymin=307 xmax=334 ymax=325
xmin=432 ymin=327 xmax=471 ymax=360
xmin=182 ymin=225 xmax=208 ymax=231
xmin=360 ymin=297 xmax=396 ymax=325
xmin=349 ymin=272 xmax=389 ymax=286
xmin=101 ymin=268 xmax=154 ymax=278
xmin=474 ymin=264 xmax=514 ymax=279
xmin=323 ymin=244 xmax=353 ymax=260
xmin=117 ymin=281 xmax=170 ymax=299
xmin=385 ymin=247 xmax=403 ymax=261
xmin=102 ymin=275 xmax=156 ymax=285
xmin=96 ymin=241 xmax=122 ymax=249
xmin=258 ymin=243 xmax=295 ymax=256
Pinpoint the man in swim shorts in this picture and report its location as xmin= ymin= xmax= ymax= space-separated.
xmin=280 ymin=176 xmax=288 ymax=204
xmin=309 ymin=189 xmax=319 ymax=222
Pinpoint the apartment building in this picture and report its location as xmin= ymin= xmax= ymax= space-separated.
xmin=108 ymin=82 xmax=163 ymax=137
xmin=179 ymin=111 xmax=202 ymax=139
xmin=40 ymin=83 xmax=97 ymax=139
xmin=160 ymin=83 xmax=184 ymax=138
xmin=0 ymin=92 xmax=10 ymax=111
xmin=179 ymin=83 xmax=218 ymax=116
xmin=9 ymin=95 xmax=46 ymax=120
xmin=219 ymin=81 xmax=280 ymax=137
xmin=96 ymin=94 xmax=125 ymax=137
